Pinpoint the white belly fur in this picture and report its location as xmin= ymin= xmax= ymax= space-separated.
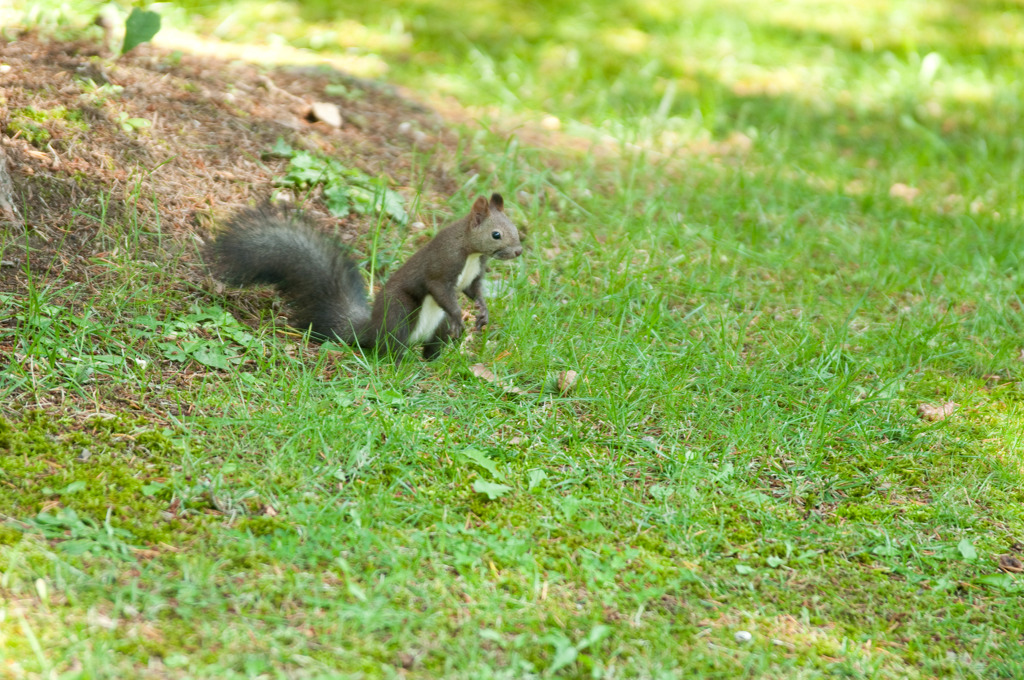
xmin=408 ymin=255 xmax=482 ymax=344
xmin=409 ymin=295 xmax=445 ymax=344
xmin=458 ymin=254 xmax=482 ymax=290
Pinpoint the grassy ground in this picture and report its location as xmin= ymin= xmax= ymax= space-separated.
xmin=3 ymin=0 xmax=1024 ymax=678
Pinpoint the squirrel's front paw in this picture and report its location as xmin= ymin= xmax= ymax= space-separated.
xmin=449 ymin=321 xmax=465 ymax=342
xmin=473 ymin=300 xmax=489 ymax=330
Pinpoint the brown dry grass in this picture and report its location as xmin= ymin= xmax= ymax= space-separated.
xmin=1 ymin=30 xmax=465 ymax=290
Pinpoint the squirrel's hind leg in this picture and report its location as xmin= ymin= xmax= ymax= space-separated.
xmin=382 ymin=302 xmax=416 ymax=361
xmin=423 ymin=316 xmax=459 ymax=361
xmin=363 ymin=295 xmax=416 ymax=361
xmin=422 ymin=337 xmax=444 ymax=361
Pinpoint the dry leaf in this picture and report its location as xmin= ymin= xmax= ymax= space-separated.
xmin=470 ymin=363 xmax=497 ymax=382
xmin=469 ymin=363 xmax=527 ymax=395
xmin=131 ymin=548 xmax=161 ymax=560
xmin=889 ymin=183 xmax=920 ymax=203
xmin=997 ymin=554 xmax=1024 ymax=573
xmin=843 ymin=179 xmax=866 ymax=196
xmin=87 ymin=611 xmax=119 ymax=630
xmin=263 ymin=504 xmax=279 ymax=517
xmin=916 ymin=401 xmax=958 ymax=421
xmin=557 ymin=370 xmax=579 ymax=394
xmin=723 ymin=130 xmax=753 ymax=154
xmin=307 ymin=101 xmax=343 ymax=128
xmin=411 ymin=129 xmax=432 ymax=147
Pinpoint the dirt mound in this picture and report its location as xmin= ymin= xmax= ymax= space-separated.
xmin=0 ymin=30 xmax=461 ymax=282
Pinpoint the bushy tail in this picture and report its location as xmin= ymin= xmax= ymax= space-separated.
xmin=207 ymin=206 xmax=371 ymax=344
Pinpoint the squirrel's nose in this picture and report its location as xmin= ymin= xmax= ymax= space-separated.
xmin=513 ymin=246 xmax=523 ymax=257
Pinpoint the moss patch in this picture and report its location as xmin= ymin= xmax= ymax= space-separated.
xmin=6 ymin=105 xmax=87 ymax=147
xmin=0 ymin=412 xmax=209 ymax=553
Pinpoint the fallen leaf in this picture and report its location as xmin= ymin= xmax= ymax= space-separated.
xmin=469 ymin=363 xmax=528 ymax=395
xmin=470 ymin=363 xmax=497 ymax=382
xmin=557 ymin=370 xmax=579 ymax=394
xmin=889 ymin=183 xmax=920 ymax=203
xmin=997 ymin=554 xmax=1023 ymax=573
xmin=88 ymin=611 xmax=119 ymax=630
xmin=307 ymin=101 xmax=343 ymax=128
xmin=723 ymin=130 xmax=753 ymax=154
xmin=916 ymin=401 xmax=958 ymax=421
xmin=263 ymin=504 xmax=279 ymax=517
xmin=843 ymin=179 xmax=866 ymax=195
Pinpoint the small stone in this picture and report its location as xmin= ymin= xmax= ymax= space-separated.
xmin=734 ymin=630 xmax=753 ymax=643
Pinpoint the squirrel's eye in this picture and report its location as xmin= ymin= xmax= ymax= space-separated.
xmin=491 ymin=231 xmax=502 ymax=240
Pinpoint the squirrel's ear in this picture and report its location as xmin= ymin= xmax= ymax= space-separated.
xmin=470 ymin=196 xmax=489 ymax=225
xmin=489 ymin=193 xmax=504 ymax=212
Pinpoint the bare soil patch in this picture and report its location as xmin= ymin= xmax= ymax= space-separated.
xmin=1 ymin=30 xmax=462 ymax=288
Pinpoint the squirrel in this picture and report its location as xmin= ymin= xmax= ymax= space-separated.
xmin=206 ymin=193 xmax=523 ymax=361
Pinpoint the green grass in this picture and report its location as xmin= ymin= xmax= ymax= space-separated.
xmin=4 ymin=0 xmax=1024 ymax=677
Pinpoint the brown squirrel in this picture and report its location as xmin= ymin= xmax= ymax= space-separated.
xmin=207 ymin=193 xmax=522 ymax=360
